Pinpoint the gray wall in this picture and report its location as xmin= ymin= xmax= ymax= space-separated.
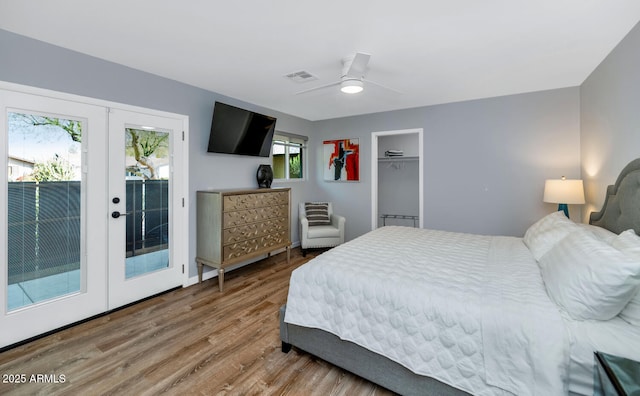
xmin=312 ymin=87 xmax=581 ymax=240
xmin=581 ymin=21 xmax=640 ymax=218
xmin=0 ymin=29 xmax=314 ymax=279
xmin=2 ymin=28 xmax=585 ymax=281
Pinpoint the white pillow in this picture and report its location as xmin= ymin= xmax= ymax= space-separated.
xmin=611 ymin=230 xmax=640 ymax=325
xmin=539 ymin=230 xmax=640 ymax=321
xmin=611 ymin=229 xmax=640 ymax=251
xmin=524 ymin=211 xmax=582 ymax=261
xmin=576 ymin=223 xmax=618 ymax=244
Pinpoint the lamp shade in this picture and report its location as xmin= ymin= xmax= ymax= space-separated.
xmin=543 ymin=179 xmax=585 ymax=204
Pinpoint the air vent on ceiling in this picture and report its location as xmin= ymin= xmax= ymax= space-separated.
xmin=284 ymin=70 xmax=318 ymax=83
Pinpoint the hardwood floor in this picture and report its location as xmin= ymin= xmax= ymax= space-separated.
xmin=0 ymin=249 xmax=395 ymax=396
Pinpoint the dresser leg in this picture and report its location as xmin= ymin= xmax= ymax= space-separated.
xmin=197 ymin=261 xmax=203 ymax=283
xmin=218 ymin=268 xmax=225 ymax=292
xmin=287 ymin=246 xmax=291 ymax=264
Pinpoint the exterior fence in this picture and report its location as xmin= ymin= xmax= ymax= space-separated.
xmin=8 ymin=180 xmax=168 ymax=284
xmin=125 ymin=180 xmax=168 ymax=257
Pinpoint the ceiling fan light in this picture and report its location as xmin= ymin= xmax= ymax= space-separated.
xmin=340 ymin=79 xmax=364 ymax=94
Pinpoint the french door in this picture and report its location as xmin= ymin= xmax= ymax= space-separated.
xmin=107 ymin=108 xmax=184 ymax=309
xmin=0 ymin=90 xmax=108 ymax=347
xmin=0 ymin=87 xmax=186 ymax=348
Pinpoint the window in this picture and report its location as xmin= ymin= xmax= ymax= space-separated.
xmin=272 ymin=132 xmax=307 ymax=180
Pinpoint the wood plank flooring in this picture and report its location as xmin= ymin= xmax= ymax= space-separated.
xmin=0 ymin=249 xmax=395 ymax=396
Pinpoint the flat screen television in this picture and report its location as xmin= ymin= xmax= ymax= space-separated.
xmin=207 ymin=102 xmax=277 ymax=157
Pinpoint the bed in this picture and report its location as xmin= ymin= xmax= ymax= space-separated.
xmin=280 ymin=158 xmax=640 ymax=396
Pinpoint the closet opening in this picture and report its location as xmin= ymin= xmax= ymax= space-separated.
xmin=371 ymin=128 xmax=424 ymax=230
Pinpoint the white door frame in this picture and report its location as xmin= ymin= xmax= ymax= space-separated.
xmin=0 ymin=81 xmax=189 ymax=347
xmin=371 ymin=128 xmax=424 ymax=230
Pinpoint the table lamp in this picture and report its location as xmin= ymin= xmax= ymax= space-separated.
xmin=543 ymin=177 xmax=585 ymax=218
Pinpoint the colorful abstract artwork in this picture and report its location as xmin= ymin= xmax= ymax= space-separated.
xmin=323 ymin=138 xmax=359 ymax=181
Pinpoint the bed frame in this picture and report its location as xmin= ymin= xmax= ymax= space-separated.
xmin=280 ymin=158 xmax=640 ymax=395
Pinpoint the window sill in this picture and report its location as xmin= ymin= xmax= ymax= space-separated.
xmin=273 ymin=178 xmax=306 ymax=184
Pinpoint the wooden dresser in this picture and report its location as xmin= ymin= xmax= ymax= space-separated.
xmin=196 ymin=188 xmax=291 ymax=291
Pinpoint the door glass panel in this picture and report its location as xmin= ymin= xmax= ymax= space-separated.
xmin=124 ymin=128 xmax=169 ymax=279
xmin=7 ymin=112 xmax=83 ymax=311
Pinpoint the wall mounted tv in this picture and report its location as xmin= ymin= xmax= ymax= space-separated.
xmin=207 ymin=102 xmax=277 ymax=157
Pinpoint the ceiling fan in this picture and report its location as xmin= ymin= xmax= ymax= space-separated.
xmin=296 ymin=52 xmax=400 ymax=95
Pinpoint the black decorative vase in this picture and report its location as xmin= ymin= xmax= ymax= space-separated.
xmin=256 ymin=164 xmax=273 ymax=188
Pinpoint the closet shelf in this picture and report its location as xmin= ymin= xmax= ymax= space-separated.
xmin=378 ymin=156 xmax=419 ymax=162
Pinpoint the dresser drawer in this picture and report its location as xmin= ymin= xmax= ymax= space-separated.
xmin=223 ymin=204 xmax=288 ymax=228
xmin=223 ymin=230 xmax=289 ymax=260
xmin=223 ymin=218 xmax=289 ymax=244
xmin=223 ymin=191 xmax=288 ymax=211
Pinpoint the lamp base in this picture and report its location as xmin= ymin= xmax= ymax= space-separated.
xmin=558 ymin=203 xmax=569 ymax=218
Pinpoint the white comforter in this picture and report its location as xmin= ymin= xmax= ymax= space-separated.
xmin=285 ymin=226 xmax=568 ymax=396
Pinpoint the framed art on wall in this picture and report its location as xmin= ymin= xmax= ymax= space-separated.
xmin=323 ymin=138 xmax=359 ymax=181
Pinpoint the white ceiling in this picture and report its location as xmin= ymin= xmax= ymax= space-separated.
xmin=2 ymin=1 xmax=640 ymax=121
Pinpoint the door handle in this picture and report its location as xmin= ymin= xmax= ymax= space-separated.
xmin=111 ymin=211 xmax=131 ymax=219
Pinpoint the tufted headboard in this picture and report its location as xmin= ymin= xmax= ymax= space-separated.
xmin=589 ymin=158 xmax=640 ymax=235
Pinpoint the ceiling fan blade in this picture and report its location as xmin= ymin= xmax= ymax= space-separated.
xmin=363 ymin=78 xmax=403 ymax=94
xmin=344 ymin=52 xmax=371 ymax=78
xmin=295 ymin=80 xmax=341 ymax=95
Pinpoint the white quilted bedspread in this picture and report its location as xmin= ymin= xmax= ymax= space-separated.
xmin=285 ymin=226 xmax=568 ymax=396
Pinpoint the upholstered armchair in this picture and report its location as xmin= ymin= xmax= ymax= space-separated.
xmin=299 ymin=202 xmax=345 ymax=256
